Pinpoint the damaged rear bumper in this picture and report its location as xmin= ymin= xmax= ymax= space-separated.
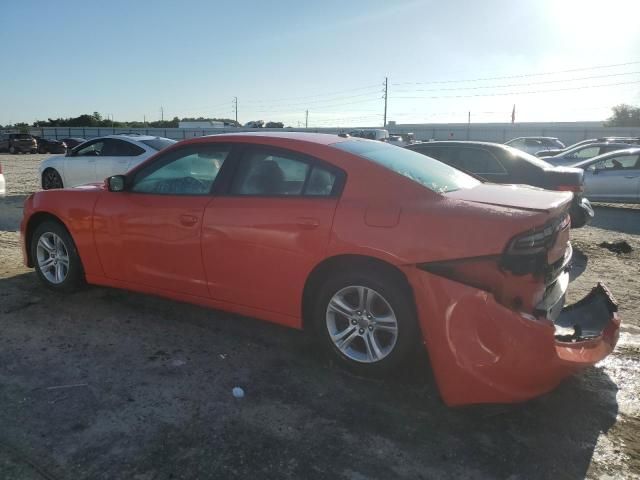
xmin=404 ymin=268 xmax=620 ymax=407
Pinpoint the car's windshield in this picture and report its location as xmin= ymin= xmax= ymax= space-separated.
xmin=140 ymin=138 xmax=177 ymax=151
xmin=333 ymin=139 xmax=480 ymax=193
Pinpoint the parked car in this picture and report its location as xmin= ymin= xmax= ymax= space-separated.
xmin=387 ymin=132 xmax=415 ymax=146
xmin=38 ymin=134 xmax=176 ymax=189
xmin=33 ymin=136 xmax=67 ymax=154
xmin=539 ymin=142 xmax=632 ymax=165
xmin=405 ymin=141 xmax=593 ymax=227
xmin=0 ymin=133 xmax=37 ymax=154
xmin=505 ymin=137 xmax=565 ymax=155
xmin=0 ymin=161 xmax=5 ymax=196
xmin=348 ymin=129 xmax=390 ymax=141
xmin=60 ymin=138 xmax=87 ymax=150
xmin=570 ymin=148 xmax=640 ymax=203
xmin=536 ymin=137 xmax=640 ymax=157
xmin=20 ymin=132 xmax=619 ymax=406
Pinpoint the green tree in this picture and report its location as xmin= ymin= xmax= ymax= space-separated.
xmin=605 ymin=104 xmax=640 ymax=127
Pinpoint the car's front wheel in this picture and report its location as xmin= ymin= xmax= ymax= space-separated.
xmin=31 ymin=220 xmax=84 ymax=292
xmin=313 ymin=268 xmax=419 ymax=374
xmin=42 ymin=168 xmax=63 ymax=189
xmin=8 ymin=145 xmax=15 ymax=154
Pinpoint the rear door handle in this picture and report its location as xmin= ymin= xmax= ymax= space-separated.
xmin=180 ymin=214 xmax=199 ymax=226
xmin=296 ymin=217 xmax=320 ymax=229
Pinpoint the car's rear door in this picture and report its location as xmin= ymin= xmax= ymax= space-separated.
xmin=98 ymin=138 xmax=146 ymax=181
xmin=92 ymin=143 xmax=232 ymax=297
xmin=201 ymin=144 xmax=344 ymax=318
xmin=584 ymin=153 xmax=640 ymax=201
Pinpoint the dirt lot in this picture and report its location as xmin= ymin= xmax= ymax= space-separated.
xmin=0 ymin=154 xmax=639 ymax=479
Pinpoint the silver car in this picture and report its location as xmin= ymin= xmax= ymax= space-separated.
xmin=571 ymin=148 xmax=640 ymax=203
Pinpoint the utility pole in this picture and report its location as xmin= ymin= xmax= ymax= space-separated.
xmin=160 ymin=106 xmax=164 ymax=122
xmin=233 ymin=97 xmax=238 ymax=124
xmin=305 ymin=110 xmax=309 ymax=129
xmin=144 ymin=115 xmax=146 ymax=125
xmin=467 ymin=111 xmax=471 ymax=140
xmin=382 ymin=76 xmax=388 ymax=128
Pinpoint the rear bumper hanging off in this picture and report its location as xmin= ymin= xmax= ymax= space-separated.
xmin=406 ymin=268 xmax=620 ymax=407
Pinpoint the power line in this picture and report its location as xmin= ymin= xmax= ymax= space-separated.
xmin=242 ymin=83 xmax=381 ymax=104
xmin=252 ymin=96 xmax=383 ymax=114
xmin=392 ymin=60 xmax=640 ymax=86
xmin=249 ymin=88 xmax=381 ymax=110
xmin=393 ymin=79 xmax=640 ymax=100
xmin=392 ymin=71 xmax=640 ymax=93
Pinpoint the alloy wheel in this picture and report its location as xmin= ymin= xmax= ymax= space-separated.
xmin=42 ymin=170 xmax=63 ymax=189
xmin=36 ymin=232 xmax=70 ymax=284
xmin=325 ymin=285 xmax=399 ymax=363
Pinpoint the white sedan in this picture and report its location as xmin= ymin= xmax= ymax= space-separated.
xmin=39 ymin=134 xmax=176 ymax=189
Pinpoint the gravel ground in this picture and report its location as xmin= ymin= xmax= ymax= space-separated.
xmin=0 ymin=154 xmax=638 ymax=479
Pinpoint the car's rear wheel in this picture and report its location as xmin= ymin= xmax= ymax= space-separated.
xmin=8 ymin=145 xmax=15 ymax=154
xmin=42 ymin=168 xmax=63 ymax=189
xmin=38 ymin=146 xmax=48 ymax=154
xmin=31 ymin=220 xmax=84 ymax=292
xmin=313 ymin=268 xmax=418 ymax=374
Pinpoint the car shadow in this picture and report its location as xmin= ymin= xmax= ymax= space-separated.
xmin=590 ymin=205 xmax=640 ymax=235
xmin=570 ymin=245 xmax=588 ymax=281
xmin=0 ymin=194 xmax=28 ymax=231
xmin=0 ymin=272 xmax=620 ymax=479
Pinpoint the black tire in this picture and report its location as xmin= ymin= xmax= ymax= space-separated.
xmin=42 ymin=168 xmax=64 ymax=189
xmin=38 ymin=147 xmax=48 ymax=154
xmin=8 ymin=145 xmax=15 ymax=154
xmin=312 ymin=266 xmax=419 ymax=375
xmin=31 ymin=220 xmax=84 ymax=292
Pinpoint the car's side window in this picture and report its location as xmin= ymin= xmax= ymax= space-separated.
xmin=75 ymin=140 xmax=105 ymax=156
xmin=105 ymin=139 xmax=145 ymax=156
xmin=456 ymin=148 xmax=507 ymax=174
xmin=229 ymin=148 xmax=337 ymax=197
xmin=596 ymin=154 xmax=640 ymax=171
xmin=131 ymin=145 xmax=230 ymax=195
xmin=575 ymin=146 xmax=600 ymax=159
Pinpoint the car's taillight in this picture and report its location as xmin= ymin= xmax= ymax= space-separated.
xmin=505 ymin=214 xmax=570 ymax=256
xmin=556 ymin=184 xmax=583 ymax=193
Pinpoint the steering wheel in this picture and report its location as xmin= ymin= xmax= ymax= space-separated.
xmin=179 ymin=176 xmax=208 ymax=193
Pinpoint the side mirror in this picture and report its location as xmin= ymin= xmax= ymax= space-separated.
xmin=107 ymin=175 xmax=126 ymax=192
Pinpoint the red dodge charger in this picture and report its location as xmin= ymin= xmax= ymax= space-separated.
xmin=20 ymin=132 xmax=620 ymax=406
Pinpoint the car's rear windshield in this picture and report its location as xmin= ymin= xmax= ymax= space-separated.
xmin=333 ymin=139 xmax=480 ymax=193
xmin=503 ymin=145 xmax=553 ymax=168
xmin=14 ymin=133 xmax=32 ymax=139
xmin=140 ymin=138 xmax=176 ymax=151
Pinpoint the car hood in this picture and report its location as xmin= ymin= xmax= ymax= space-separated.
xmin=445 ymin=183 xmax=572 ymax=215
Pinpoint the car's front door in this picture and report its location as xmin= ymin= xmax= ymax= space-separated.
xmin=64 ymin=139 xmax=103 ymax=186
xmin=584 ymin=153 xmax=640 ymax=201
xmin=201 ymin=145 xmax=344 ymax=318
xmin=92 ymin=143 xmax=232 ymax=297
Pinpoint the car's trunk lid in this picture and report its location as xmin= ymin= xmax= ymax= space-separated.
xmin=542 ymin=166 xmax=583 ymax=190
xmin=445 ymin=183 xmax=573 ymax=216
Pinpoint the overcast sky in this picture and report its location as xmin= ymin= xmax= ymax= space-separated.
xmin=1 ymin=0 xmax=639 ymax=126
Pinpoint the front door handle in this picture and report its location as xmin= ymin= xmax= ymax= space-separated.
xmin=296 ymin=217 xmax=320 ymax=229
xmin=180 ymin=214 xmax=198 ymax=227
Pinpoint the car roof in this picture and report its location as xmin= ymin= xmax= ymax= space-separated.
xmin=507 ymin=136 xmax=559 ymax=141
xmin=183 ymin=131 xmax=350 ymax=146
xmin=408 ymin=140 xmax=506 ymax=149
xmin=571 ymin=147 xmax=640 ymax=168
xmin=103 ymin=134 xmax=162 ymax=141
